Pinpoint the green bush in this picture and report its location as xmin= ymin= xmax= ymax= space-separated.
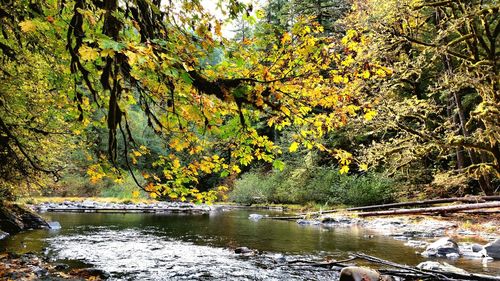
xmin=229 ymin=163 xmax=395 ymax=207
xmin=333 ymin=173 xmax=395 ymax=206
xmin=229 ymin=173 xmax=275 ymax=205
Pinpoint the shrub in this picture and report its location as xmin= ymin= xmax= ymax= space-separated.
xmin=333 ymin=173 xmax=395 ymax=206
xmin=229 ymin=173 xmax=275 ymax=205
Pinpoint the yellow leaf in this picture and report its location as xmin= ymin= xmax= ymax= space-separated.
xmin=359 ymin=163 xmax=368 ymax=171
xmin=79 ymin=45 xmax=99 ymax=61
xmin=339 ymin=165 xmax=349 ymax=174
xmin=289 ymin=142 xmax=299 ymax=152
xmin=281 ymin=32 xmax=292 ymax=44
xmin=232 ymin=165 xmax=241 ymax=173
xmin=215 ymin=21 xmax=222 ymax=37
xmin=132 ymin=190 xmax=140 ymax=199
xmin=19 ymin=20 xmax=37 ymax=33
xmin=364 ymin=109 xmax=377 ymax=121
xmin=281 ymin=106 xmax=291 ymax=116
xmin=101 ymin=48 xmax=115 ymax=58
xmin=362 ymin=70 xmax=371 ymax=79
xmin=149 ymin=192 xmax=158 ymax=199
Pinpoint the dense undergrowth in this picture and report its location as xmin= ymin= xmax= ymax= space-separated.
xmin=229 ymin=163 xmax=395 ymax=206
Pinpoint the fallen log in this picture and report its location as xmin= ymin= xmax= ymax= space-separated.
xmin=298 ymin=209 xmax=338 ymax=216
xmin=357 ymin=201 xmax=500 ymax=217
xmin=347 ymin=195 xmax=500 ymax=212
xmin=298 ymin=196 xmax=500 ymax=216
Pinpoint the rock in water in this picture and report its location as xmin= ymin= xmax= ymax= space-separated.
xmin=48 ymin=221 xmax=61 ymax=230
xmin=472 ymin=243 xmax=484 ymax=253
xmin=421 ymin=237 xmax=460 ymax=258
xmin=248 ymin=214 xmax=263 ymax=220
xmin=234 ymin=247 xmax=254 ymax=254
xmin=417 ymin=261 xmax=469 ymax=275
xmin=339 ymin=266 xmax=394 ymax=281
xmin=0 ymin=230 xmax=9 ymax=240
xmin=484 ymin=238 xmax=500 ymax=259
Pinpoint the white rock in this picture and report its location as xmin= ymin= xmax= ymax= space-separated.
xmin=248 ymin=214 xmax=263 ymax=220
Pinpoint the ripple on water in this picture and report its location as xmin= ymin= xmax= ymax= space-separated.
xmin=47 ymin=229 xmax=339 ymax=280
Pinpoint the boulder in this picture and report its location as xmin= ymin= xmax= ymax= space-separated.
xmin=339 ymin=266 xmax=394 ymax=281
xmin=421 ymin=237 xmax=459 ymax=258
xmin=483 ymin=238 xmax=500 ymax=259
xmin=472 ymin=243 xmax=484 ymax=253
xmin=417 ymin=261 xmax=468 ymax=275
xmin=0 ymin=203 xmax=49 ymax=234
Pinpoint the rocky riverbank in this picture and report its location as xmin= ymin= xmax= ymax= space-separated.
xmin=0 ymin=252 xmax=108 ymax=281
xmin=287 ymin=213 xmax=500 ymax=266
xmin=29 ymin=200 xmax=212 ymax=213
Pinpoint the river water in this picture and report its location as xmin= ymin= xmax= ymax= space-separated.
xmin=1 ymin=208 xmax=499 ymax=280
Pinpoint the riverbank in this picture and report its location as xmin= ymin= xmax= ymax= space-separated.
xmin=0 ymin=252 xmax=108 ymax=281
xmin=278 ymin=212 xmax=500 ymax=270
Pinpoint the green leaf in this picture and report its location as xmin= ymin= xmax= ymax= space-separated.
xmin=272 ymin=160 xmax=285 ymax=171
xmin=180 ymin=72 xmax=193 ymax=84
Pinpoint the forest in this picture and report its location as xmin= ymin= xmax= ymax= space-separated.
xmin=0 ymin=0 xmax=499 ymax=205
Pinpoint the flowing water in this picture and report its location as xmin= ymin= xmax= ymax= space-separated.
xmin=1 ymin=208 xmax=499 ymax=280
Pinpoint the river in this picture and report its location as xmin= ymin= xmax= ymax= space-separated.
xmin=1 ymin=208 xmax=499 ymax=280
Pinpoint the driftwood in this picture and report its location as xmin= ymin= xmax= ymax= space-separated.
xmin=282 ymin=253 xmax=500 ymax=281
xmin=357 ymin=201 xmax=500 ymax=217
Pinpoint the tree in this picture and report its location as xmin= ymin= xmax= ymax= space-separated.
xmin=346 ymin=0 xmax=499 ymax=195
xmin=0 ymin=1 xmax=81 ymax=198
xmin=1 ymin=0 xmax=382 ymax=201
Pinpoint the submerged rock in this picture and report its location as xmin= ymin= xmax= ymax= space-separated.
xmin=421 ymin=237 xmax=460 ymax=258
xmin=339 ymin=266 xmax=394 ymax=281
xmin=483 ymin=238 xmax=500 ymax=259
